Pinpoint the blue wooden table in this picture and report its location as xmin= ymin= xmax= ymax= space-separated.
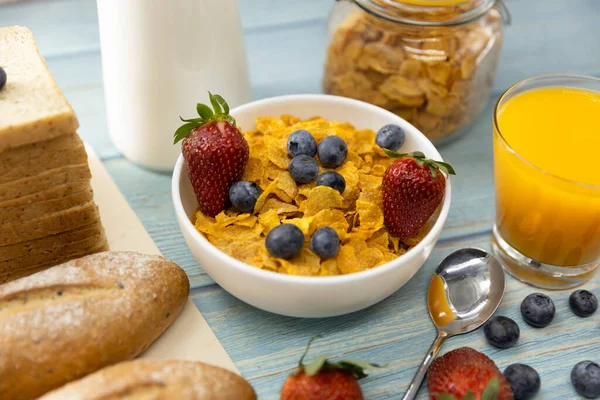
xmin=3 ymin=1 xmax=599 ymax=398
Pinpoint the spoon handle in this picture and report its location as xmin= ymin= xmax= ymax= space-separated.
xmin=402 ymin=332 xmax=447 ymax=400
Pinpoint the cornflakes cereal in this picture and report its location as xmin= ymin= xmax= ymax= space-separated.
xmin=323 ymin=6 xmax=503 ymax=142
xmin=193 ymin=116 xmax=432 ymax=276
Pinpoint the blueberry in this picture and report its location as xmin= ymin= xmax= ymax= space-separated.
xmin=483 ymin=316 xmax=520 ymax=348
xmin=520 ymin=293 xmax=555 ymax=328
xmin=571 ymin=361 xmax=600 ymax=398
xmin=504 ymin=364 xmax=541 ymax=400
xmin=316 ymin=171 xmax=346 ymax=194
xmin=317 ymin=136 xmax=348 ymax=168
xmin=265 ymin=224 xmax=304 ymax=259
xmin=287 ymin=130 xmax=317 ymax=158
xmin=569 ymin=290 xmax=598 ymax=317
xmin=228 ymin=181 xmax=261 ymax=213
xmin=310 ymin=227 xmax=340 ymax=259
xmin=376 ymin=124 xmax=405 ymax=151
xmin=288 ymin=155 xmax=319 ymax=183
xmin=0 ymin=67 xmax=6 ymax=91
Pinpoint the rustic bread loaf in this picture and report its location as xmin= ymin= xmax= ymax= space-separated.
xmin=0 ymin=26 xmax=79 ymax=151
xmin=38 ymin=360 xmax=257 ymax=400
xmin=0 ymin=251 xmax=190 ymax=400
xmin=0 ymin=164 xmax=92 ymax=202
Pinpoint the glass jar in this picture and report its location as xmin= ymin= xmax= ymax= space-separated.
xmin=323 ymin=0 xmax=509 ymax=144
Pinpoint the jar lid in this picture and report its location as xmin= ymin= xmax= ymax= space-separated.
xmin=353 ymin=0 xmax=511 ymax=26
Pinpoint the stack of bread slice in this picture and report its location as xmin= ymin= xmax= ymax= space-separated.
xmin=0 ymin=26 xmax=107 ymax=283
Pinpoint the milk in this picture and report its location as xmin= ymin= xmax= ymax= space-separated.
xmin=96 ymin=0 xmax=251 ymax=171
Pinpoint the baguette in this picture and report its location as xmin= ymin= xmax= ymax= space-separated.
xmin=0 ymin=251 xmax=190 ymax=400
xmin=38 ymin=360 xmax=257 ymax=400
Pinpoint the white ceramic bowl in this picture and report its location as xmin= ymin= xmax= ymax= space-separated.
xmin=172 ymin=94 xmax=451 ymax=318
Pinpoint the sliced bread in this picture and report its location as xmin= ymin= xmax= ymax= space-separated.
xmin=0 ymin=26 xmax=79 ymax=152
xmin=0 ymin=164 xmax=91 ymax=202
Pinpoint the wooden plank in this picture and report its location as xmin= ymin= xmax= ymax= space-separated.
xmin=190 ymin=232 xmax=599 ymax=399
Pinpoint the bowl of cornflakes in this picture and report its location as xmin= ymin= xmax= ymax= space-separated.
xmin=172 ymin=94 xmax=451 ymax=318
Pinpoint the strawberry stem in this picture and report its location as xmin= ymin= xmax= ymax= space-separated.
xmin=383 ymin=149 xmax=456 ymax=178
xmin=173 ymin=92 xmax=237 ymax=144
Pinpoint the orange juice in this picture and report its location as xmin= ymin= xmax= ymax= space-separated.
xmin=494 ymin=86 xmax=600 ymax=269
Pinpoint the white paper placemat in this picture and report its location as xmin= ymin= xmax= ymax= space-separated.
xmin=87 ymin=144 xmax=237 ymax=373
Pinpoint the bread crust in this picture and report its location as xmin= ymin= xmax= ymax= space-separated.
xmin=38 ymin=360 xmax=257 ymax=400
xmin=0 ymin=251 xmax=190 ymax=400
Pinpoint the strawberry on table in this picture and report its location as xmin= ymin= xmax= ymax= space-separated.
xmin=382 ymin=150 xmax=455 ymax=240
xmin=174 ymin=92 xmax=249 ymax=217
xmin=281 ymin=336 xmax=382 ymax=400
xmin=427 ymin=347 xmax=514 ymax=400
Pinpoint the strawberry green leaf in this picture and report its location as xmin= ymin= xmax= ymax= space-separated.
xmin=296 ymin=336 xmax=383 ymax=380
xmin=305 ymin=356 xmax=329 ymax=376
xmin=196 ymin=103 xmax=213 ymax=119
xmin=427 ymin=163 xmax=437 ymax=178
xmin=173 ymin=122 xmax=201 ymax=144
xmin=437 ymin=395 xmax=459 ymax=400
xmin=436 ymin=161 xmax=456 ymax=175
xmin=208 ymin=91 xmax=223 ymax=115
xmin=481 ymin=377 xmax=500 ymax=400
xmin=334 ymin=360 xmax=386 ymax=380
xmin=463 ymin=391 xmax=476 ymax=400
xmin=213 ymin=93 xmax=230 ymax=114
xmin=175 ymin=92 xmax=238 ymax=141
xmin=382 ymin=149 xmax=413 ymax=158
xmin=179 ymin=116 xmax=205 ymax=123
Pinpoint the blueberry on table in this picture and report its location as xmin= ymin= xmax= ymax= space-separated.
xmin=483 ymin=316 xmax=520 ymax=348
xmin=316 ymin=171 xmax=346 ymax=194
xmin=228 ymin=181 xmax=261 ymax=213
xmin=317 ymin=136 xmax=348 ymax=168
xmin=0 ymin=66 xmax=6 ymax=90
xmin=310 ymin=227 xmax=340 ymax=259
xmin=287 ymin=129 xmax=317 ymax=158
xmin=571 ymin=361 xmax=600 ymax=398
xmin=504 ymin=364 xmax=541 ymax=400
xmin=569 ymin=290 xmax=598 ymax=317
xmin=288 ymin=155 xmax=319 ymax=183
xmin=376 ymin=124 xmax=405 ymax=151
xmin=520 ymin=293 xmax=555 ymax=328
xmin=266 ymin=224 xmax=304 ymax=259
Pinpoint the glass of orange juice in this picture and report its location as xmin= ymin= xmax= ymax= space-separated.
xmin=492 ymin=74 xmax=600 ymax=289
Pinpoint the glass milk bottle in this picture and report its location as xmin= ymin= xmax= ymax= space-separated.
xmin=97 ymin=0 xmax=251 ymax=171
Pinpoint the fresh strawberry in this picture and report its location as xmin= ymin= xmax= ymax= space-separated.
xmin=174 ymin=92 xmax=249 ymax=217
xmin=382 ymin=150 xmax=455 ymax=240
xmin=281 ymin=336 xmax=382 ymax=400
xmin=427 ymin=347 xmax=514 ymax=400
